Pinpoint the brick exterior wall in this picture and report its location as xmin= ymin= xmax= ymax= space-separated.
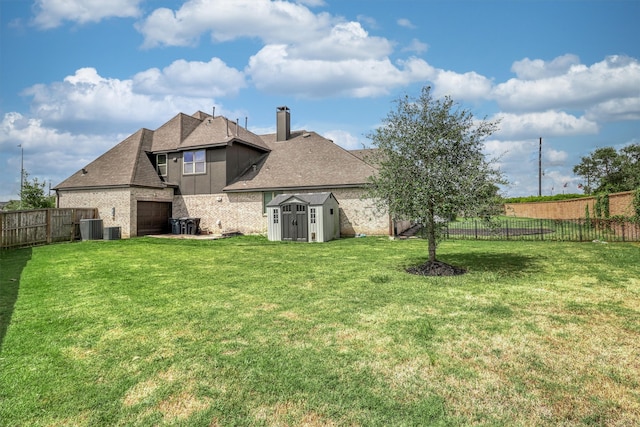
xmin=174 ymin=187 xmax=396 ymax=237
xmin=57 ymin=187 xmax=174 ymax=238
xmin=504 ymin=191 xmax=636 ymax=219
xmin=58 ymin=186 xmax=406 ymax=238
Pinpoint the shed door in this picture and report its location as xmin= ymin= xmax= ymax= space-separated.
xmin=282 ymin=203 xmax=307 ymax=242
xmin=137 ymin=201 xmax=171 ymax=236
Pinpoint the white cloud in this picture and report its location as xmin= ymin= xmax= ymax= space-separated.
xmin=32 ymin=0 xmax=142 ymax=29
xmin=402 ymin=38 xmax=428 ymax=54
xmin=0 ymin=112 xmax=121 ymax=196
xmin=511 ymin=54 xmax=581 ymax=80
xmin=493 ymin=55 xmax=640 ymax=113
xmin=136 ymin=0 xmax=335 ymax=48
xmin=323 ymin=129 xmax=365 ymax=150
xmin=545 ymin=148 xmax=568 ymax=166
xmin=494 ymin=111 xmax=599 ymax=139
xmin=246 ymin=45 xmax=433 ymax=98
xmin=289 ymin=22 xmax=393 ymax=60
xmin=586 ymin=97 xmax=640 ymax=122
xmin=430 ymin=70 xmax=493 ymax=101
xmin=133 ymin=58 xmax=246 ymax=98
xmin=483 ymin=139 xmax=574 ymax=197
xmin=23 ymin=67 xmax=218 ymax=132
xmin=397 ymin=18 xmax=416 ymax=29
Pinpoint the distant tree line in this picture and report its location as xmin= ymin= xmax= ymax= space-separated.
xmin=573 ymin=144 xmax=640 ymax=195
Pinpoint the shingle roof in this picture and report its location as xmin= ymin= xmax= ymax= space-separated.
xmin=224 ymin=131 xmax=377 ymax=192
xmin=266 ymin=192 xmax=336 ymax=207
xmin=150 ymin=112 xmax=270 ymax=152
xmin=55 ymin=111 xmax=270 ymax=190
xmin=55 ymin=128 xmax=166 ymax=190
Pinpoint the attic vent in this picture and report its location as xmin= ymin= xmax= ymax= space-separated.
xmin=303 ymin=133 xmax=311 ymax=138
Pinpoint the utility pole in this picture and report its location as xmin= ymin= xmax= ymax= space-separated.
xmin=18 ymin=144 xmax=24 ymax=208
xmin=538 ymin=137 xmax=542 ymax=197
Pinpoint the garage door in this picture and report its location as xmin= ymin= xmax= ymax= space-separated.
xmin=137 ymin=201 xmax=171 ymax=236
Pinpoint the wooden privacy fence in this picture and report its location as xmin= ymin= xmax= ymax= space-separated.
xmin=445 ymin=218 xmax=640 ymax=242
xmin=0 ymin=208 xmax=98 ymax=249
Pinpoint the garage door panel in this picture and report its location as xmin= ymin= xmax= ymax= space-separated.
xmin=137 ymin=201 xmax=171 ymax=236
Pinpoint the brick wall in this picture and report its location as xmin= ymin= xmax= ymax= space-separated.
xmin=58 ymin=187 xmax=174 ymax=238
xmin=504 ymin=191 xmax=636 ymax=219
xmin=173 ymin=192 xmax=265 ymax=235
xmin=59 ymin=186 xmax=401 ymax=238
xmin=174 ymin=188 xmax=394 ymax=237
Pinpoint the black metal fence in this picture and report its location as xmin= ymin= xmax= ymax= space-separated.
xmin=444 ymin=218 xmax=640 ymax=242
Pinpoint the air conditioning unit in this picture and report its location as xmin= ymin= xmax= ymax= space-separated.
xmin=103 ymin=226 xmax=121 ymax=240
xmin=80 ymin=219 xmax=103 ymax=240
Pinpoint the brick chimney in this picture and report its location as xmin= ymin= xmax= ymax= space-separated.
xmin=276 ymin=106 xmax=290 ymax=141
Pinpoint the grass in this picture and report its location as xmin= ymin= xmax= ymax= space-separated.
xmin=1 ymin=236 xmax=639 ymax=426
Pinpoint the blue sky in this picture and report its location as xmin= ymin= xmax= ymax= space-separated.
xmin=1 ymin=0 xmax=639 ymax=201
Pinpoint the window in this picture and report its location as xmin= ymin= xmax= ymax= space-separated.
xmin=263 ymin=191 xmax=282 ymax=214
xmin=156 ymin=154 xmax=167 ymax=177
xmin=310 ymin=208 xmax=316 ymax=224
xmin=273 ymin=208 xmax=279 ymax=224
xmin=183 ymin=150 xmax=206 ymax=175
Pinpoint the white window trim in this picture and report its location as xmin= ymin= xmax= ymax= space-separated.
xmin=183 ymin=150 xmax=206 ymax=175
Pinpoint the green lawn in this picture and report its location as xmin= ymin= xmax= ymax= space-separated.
xmin=1 ymin=236 xmax=639 ymax=426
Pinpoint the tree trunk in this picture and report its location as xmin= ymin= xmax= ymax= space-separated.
xmin=426 ymin=210 xmax=437 ymax=263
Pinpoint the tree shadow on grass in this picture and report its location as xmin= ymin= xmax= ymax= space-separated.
xmin=0 ymin=247 xmax=32 ymax=354
xmin=405 ymin=252 xmax=542 ymax=277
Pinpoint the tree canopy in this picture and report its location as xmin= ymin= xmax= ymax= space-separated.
xmin=5 ymin=171 xmax=55 ymax=210
xmin=366 ymin=86 xmax=504 ymax=269
xmin=573 ymin=144 xmax=640 ymax=194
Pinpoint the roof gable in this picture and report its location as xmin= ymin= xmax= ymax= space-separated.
xmin=56 ymin=128 xmax=165 ymax=190
xmin=225 ymin=131 xmax=377 ymax=192
xmin=181 ymin=116 xmax=270 ymax=152
xmin=267 ymin=192 xmax=336 ymax=207
xmin=151 ymin=113 xmax=201 ymax=152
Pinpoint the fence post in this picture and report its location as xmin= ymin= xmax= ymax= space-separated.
xmin=621 ymin=222 xmax=626 ymax=242
xmin=540 ymin=219 xmax=544 ymax=241
xmin=46 ymin=209 xmax=52 ymax=244
xmin=474 ymin=220 xmax=478 ymax=240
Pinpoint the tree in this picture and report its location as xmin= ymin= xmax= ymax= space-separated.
xmin=366 ymin=86 xmax=504 ymax=273
xmin=573 ymin=144 xmax=640 ymax=194
xmin=5 ymin=171 xmax=55 ymax=210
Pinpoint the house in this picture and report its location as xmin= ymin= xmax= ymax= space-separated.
xmin=55 ymin=107 xmax=409 ymax=239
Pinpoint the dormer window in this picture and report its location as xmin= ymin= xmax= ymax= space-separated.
xmin=183 ymin=150 xmax=205 ymax=175
xmin=156 ymin=154 xmax=167 ymax=177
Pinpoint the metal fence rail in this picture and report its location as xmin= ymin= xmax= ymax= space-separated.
xmin=445 ymin=218 xmax=640 ymax=242
xmin=0 ymin=208 xmax=97 ymax=249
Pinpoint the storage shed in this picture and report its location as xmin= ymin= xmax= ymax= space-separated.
xmin=266 ymin=192 xmax=340 ymax=242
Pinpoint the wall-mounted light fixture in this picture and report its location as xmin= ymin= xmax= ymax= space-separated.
xmin=111 ymin=207 xmax=116 ymax=217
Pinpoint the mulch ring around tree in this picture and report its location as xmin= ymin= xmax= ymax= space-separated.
xmin=406 ymin=260 xmax=467 ymax=276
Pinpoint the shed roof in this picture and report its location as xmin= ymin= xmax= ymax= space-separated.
xmin=266 ymin=192 xmax=337 ymax=207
